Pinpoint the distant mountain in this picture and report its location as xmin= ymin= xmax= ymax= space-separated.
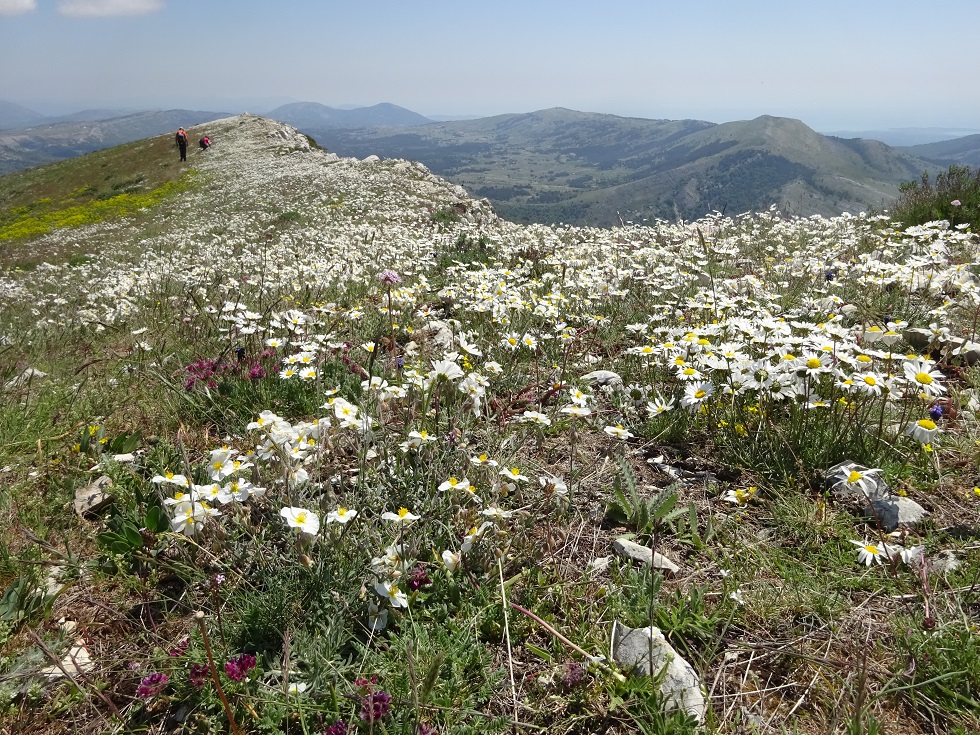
xmin=825 ymin=127 xmax=980 ymax=147
xmin=267 ymin=102 xmax=432 ymax=129
xmin=0 ymin=100 xmax=46 ymax=130
xmin=46 ymin=108 xmax=144 ymax=124
xmin=899 ymin=134 xmax=980 ymax=168
xmin=0 ymin=109 xmax=230 ymax=175
xmin=301 ymin=108 xmax=937 ymax=226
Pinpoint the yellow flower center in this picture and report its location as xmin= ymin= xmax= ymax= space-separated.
xmin=847 ymin=470 xmax=862 ymax=484
xmin=863 ymin=376 xmax=876 ymax=386
xmin=695 ymin=390 xmax=706 ymax=399
xmin=916 ymin=419 xmax=936 ymax=431
xmin=806 ymin=358 xmax=821 ymax=369
xmin=296 ymin=512 xmax=307 ymax=524
xmin=915 ymin=372 xmax=933 ymax=385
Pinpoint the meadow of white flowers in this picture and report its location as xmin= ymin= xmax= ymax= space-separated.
xmin=2 ymin=114 xmax=978 ymax=734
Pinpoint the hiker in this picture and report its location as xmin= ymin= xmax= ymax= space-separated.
xmin=175 ymin=127 xmax=188 ymax=161
xmin=199 ymin=135 xmax=211 ymax=151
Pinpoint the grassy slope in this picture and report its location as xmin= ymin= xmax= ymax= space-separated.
xmin=0 ymin=110 xmax=231 ymax=176
xmin=0 ymin=116 xmax=978 ymax=735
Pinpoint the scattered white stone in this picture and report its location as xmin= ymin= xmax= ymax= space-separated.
xmin=44 ymin=566 xmax=66 ymax=598
xmin=587 ymin=556 xmax=612 ymax=575
xmin=111 ymin=453 xmax=136 ymax=463
xmin=74 ymin=475 xmax=113 ymax=518
xmin=611 ymin=538 xmax=680 ymax=576
xmin=865 ymin=497 xmax=928 ymax=532
xmin=5 ymin=368 xmax=47 ymax=390
xmin=423 ymin=320 xmax=456 ymax=349
xmin=581 ymin=370 xmax=623 ymax=388
xmin=902 ymin=328 xmax=934 ymax=352
xmin=39 ymin=638 xmax=94 ymax=680
xmin=611 ymin=621 xmax=706 ymax=723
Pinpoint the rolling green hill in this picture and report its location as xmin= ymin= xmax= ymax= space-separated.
xmin=901 ymin=133 xmax=980 ymax=168
xmin=303 ymin=109 xmax=939 ymax=226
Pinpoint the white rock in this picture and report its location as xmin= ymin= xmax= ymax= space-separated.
xmin=423 ymin=320 xmax=455 ymax=349
xmin=40 ymin=639 xmax=94 ymax=680
xmin=361 ymin=154 xmax=381 ymax=164
xmin=611 ymin=538 xmax=680 ymax=576
xmin=74 ymin=475 xmax=113 ymax=518
xmin=581 ymin=370 xmax=623 ymax=388
xmin=865 ymin=496 xmax=928 ymax=532
xmin=5 ymin=368 xmax=47 ymax=389
xmin=611 ymin=622 xmax=706 ymax=723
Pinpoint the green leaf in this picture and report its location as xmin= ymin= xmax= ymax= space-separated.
xmin=144 ymin=505 xmax=169 ymax=533
xmin=526 ymin=643 xmax=553 ymax=662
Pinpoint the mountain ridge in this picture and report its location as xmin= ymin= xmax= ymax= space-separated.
xmin=300 ymin=109 xmax=938 ymax=225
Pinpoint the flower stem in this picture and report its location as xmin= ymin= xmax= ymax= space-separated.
xmin=195 ymin=611 xmax=244 ymax=735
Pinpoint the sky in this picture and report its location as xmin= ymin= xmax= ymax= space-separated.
xmin=1 ymin=0 xmax=979 ymax=132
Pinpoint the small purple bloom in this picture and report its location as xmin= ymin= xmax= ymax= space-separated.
xmin=224 ymin=653 xmax=257 ymax=682
xmin=407 ymin=565 xmax=431 ymax=592
xmin=323 ymin=721 xmax=348 ymax=735
xmin=929 ymin=404 xmax=944 ymax=421
xmin=168 ymin=637 xmax=189 ymax=657
xmin=189 ymin=663 xmax=210 ymax=687
xmin=136 ymin=672 xmax=168 ymax=698
xmin=360 ymin=690 xmax=393 ymax=724
xmin=379 ymin=269 xmax=402 ymax=286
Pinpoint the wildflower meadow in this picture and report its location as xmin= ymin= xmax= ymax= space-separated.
xmin=0 ymin=114 xmax=978 ymax=734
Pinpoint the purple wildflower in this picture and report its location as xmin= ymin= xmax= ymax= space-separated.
xmin=929 ymin=404 xmax=944 ymax=421
xmin=189 ymin=663 xmax=210 ymax=687
xmin=407 ymin=565 xmax=431 ymax=592
xmin=379 ymin=269 xmax=402 ymax=286
xmin=323 ymin=721 xmax=348 ymax=735
xmin=224 ymin=653 xmax=257 ymax=682
xmin=168 ymin=637 xmax=189 ymax=657
xmin=560 ymin=661 xmax=586 ymax=689
xmin=360 ymin=690 xmax=393 ymax=724
xmin=247 ymin=363 xmax=267 ymax=380
xmin=136 ymin=672 xmax=168 ymax=698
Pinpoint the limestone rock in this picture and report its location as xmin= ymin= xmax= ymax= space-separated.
xmin=865 ymin=496 xmax=928 ymax=532
xmin=5 ymin=368 xmax=47 ymax=390
xmin=611 ymin=622 xmax=705 ymax=723
xmin=611 ymin=538 xmax=680 ymax=576
xmin=581 ymin=370 xmax=623 ymax=389
xmin=902 ymin=328 xmax=935 ymax=352
xmin=361 ymin=154 xmax=381 ymax=164
xmin=422 ymin=320 xmax=456 ymax=349
xmin=74 ymin=475 xmax=113 ymax=518
xmin=39 ymin=638 xmax=94 ymax=680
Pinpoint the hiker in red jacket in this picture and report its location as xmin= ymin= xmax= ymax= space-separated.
xmin=175 ymin=128 xmax=188 ymax=161
xmin=199 ymin=135 xmax=211 ymax=151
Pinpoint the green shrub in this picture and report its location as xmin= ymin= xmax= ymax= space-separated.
xmin=892 ymin=164 xmax=980 ymax=230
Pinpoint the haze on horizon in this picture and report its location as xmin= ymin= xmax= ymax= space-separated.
xmin=1 ymin=0 xmax=979 ymax=132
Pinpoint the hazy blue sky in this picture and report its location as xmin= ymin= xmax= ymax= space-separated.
xmin=1 ymin=0 xmax=979 ymax=131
